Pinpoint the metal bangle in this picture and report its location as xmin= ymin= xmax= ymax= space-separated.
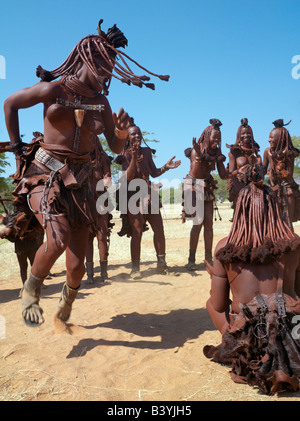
xmin=11 ymin=141 xmax=22 ymax=154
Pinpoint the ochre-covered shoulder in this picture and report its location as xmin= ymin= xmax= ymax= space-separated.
xmin=215 ymin=237 xmax=228 ymax=253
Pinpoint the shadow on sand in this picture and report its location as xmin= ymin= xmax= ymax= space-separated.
xmin=66 ymin=307 xmax=215 ymax=358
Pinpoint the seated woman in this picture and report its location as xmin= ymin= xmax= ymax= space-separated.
xmin=204 ymin=164 xmax=300 ymax=395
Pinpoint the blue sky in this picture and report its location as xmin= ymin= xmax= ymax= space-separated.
xmin=0 ymin=0 xmax=300 ymax=183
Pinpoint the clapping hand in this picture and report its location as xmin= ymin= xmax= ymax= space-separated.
xmin=112 ymin=108 xmax=130 ymax=130
xmin=165 ymin=156 xmax=181 ymax=170
xmin=192 ymin=137 xmax=201 ymax=156
xmin=131 ymin=141 xmax=140 ymax=159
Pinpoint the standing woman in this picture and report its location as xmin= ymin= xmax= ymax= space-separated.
xmin=85 ymin=136 xmax=113 ymax=284
xmin=115 ymin=122 xmax=180 ymax=279
xmin=4 ymin=20 xmax=169 ymax=326
xmin=227 ymin=118 xmax=262 ymax=211
xmin=263 ymin=119 xmax=300 ymax=229
xmin=182 ymin=119 xmax=227 ymax=270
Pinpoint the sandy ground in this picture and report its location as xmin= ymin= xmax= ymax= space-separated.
xmin=0 ymin=203 xmax=300 ymax=402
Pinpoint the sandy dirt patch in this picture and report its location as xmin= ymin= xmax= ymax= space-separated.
xmin=0 ymin=204 xmax=300 ymax=401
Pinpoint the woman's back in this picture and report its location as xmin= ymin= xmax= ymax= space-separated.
xmin=227 ymin=248 xmax=300 ymax=313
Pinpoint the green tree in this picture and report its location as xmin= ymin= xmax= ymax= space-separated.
xmin=0 ymin=153 xmax=14 ymax=213
xmin=0 ymin=153 xmax=12 ymax=194
xmin=98 ymin=136 xmax=120 ymax=180
xmin=161 ymin=183 xmax=183 ymax=205
xmin=292 ymin=136 xmax=300 ymax=181
xmin=212 ymin=172 xmax=228 ymax=203
xmin=0 ymin=152 xmax=9 ymax=174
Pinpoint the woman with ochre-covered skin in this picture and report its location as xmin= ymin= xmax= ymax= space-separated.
xmin=115 ymin=123 xmax=180 ymax=279
xmin=3 ymin=20 xmax=169 ymax=326
xmin=263 ymin=119 xmax=300 ymax=229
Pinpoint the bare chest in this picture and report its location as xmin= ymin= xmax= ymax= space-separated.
xmin=46 ymin=101 xmax=106 ymax=135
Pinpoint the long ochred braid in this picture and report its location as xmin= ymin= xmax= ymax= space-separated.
xmin=216 ymin=165 xmax=300 ymax=264
xmin=36 ymin=20 xmax=169 ymax=92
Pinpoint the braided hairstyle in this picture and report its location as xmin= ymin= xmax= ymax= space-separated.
xmin=236 ymin=118 xmax=260 ymax=153
xmin=36 ymin=19 xmax=169 ymax=92
xmin=270 ymin=119 xmax=299 ymax=159
xmin=123 ymin=117 xmax=156 ymax=154
xmin=197 ymin=119 xmax=226 ymax=162
xmin=216 ymin=164 xmax=300 ymax=264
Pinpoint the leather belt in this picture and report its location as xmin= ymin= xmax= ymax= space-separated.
xmin=35 ymin=148 xmax=65 ymax=172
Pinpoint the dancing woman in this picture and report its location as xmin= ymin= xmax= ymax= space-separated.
xmin=4 ymin=20 xmax=169 ymax=326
